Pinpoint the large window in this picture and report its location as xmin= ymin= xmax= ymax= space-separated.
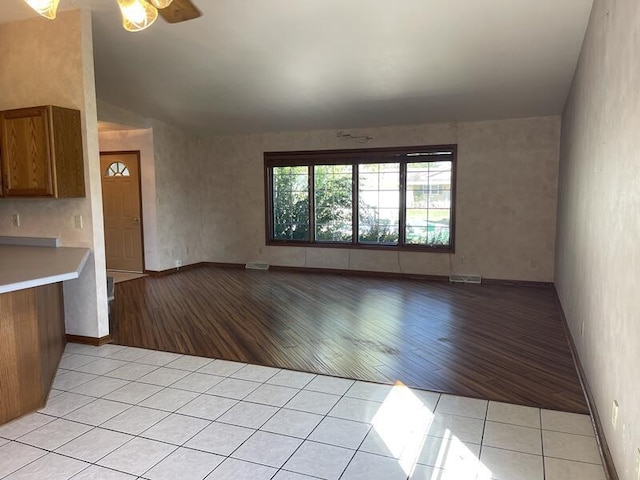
xmin=265 ymin=145 xmax=456 ymax=252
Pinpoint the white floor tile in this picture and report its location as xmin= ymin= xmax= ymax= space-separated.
xmin=285 ymin=390 xmax=341 ymax=415
xmin=359 ymin=426 xmax=425 ymax=462
xmin=541 ymin=410 xmax=595 ymax=436
xmin=479 ymin=446 xmax=543 ymax=480
xmin=487 ymin=402 xmax=541 ymax=428
xmin=272 ymin=471 xmax=320 ymax=480
xmin=206 ymin=378 xmax=261 ymax=400
xmin=416 ymin=434 xmax=480 ymax=469
xmin=139 ymin=388 xmax=200 ymax=412
xmin=260 ymin=408 xmax=323 ymax=438
xmin=165 ymin=355 xmax=214 ymax=372
xmin=231 ymin=364 xmax=281 ymax=382
xmin=55 ymin=427 xmax=133 ymax=463
xmin=427 ymin=412 xmax=485 ymax=444
xmin=198 ymin=360 xmax=247 ymax=377
xmin=232 ymin=430 xmax=302 ymax=467
xmin=103 ymin=346 xmax=152 ymax=362
xmin=244 ymin=384 xmax=299 ymax=407
xmin=38 ymin=391 xmax=95 ymax=417
xmin=105 ymin=362 xmax=159 ymax=381
xmin=0 ymin=413 xmax=55 ymax=440
xmin=141 ymin=413 xmax=210 ymax=445
xmin=266 ymin=370 xmax=316 ymax=389
xmin=409 ymin=389 xmax=441 ymax=412
xmin=435 ymin=394 xmax=488 ymax=419
xmin=100 ymin=406 xmax=170 ymax=435
xmin=308 ymin=417 xmax=371 ymax=449
xmin=482 ymin=421 xmax=542 ymax=455
xmin=88 ymin=344 xmax=128 ymax=357
xmin=304 ymin=375 xmax=354 ymax=395
xmin=58 ymin=354 xmax=98 ymax=370
xmin=345 ymin=381 xmax=394 ymax=402
xmin=97 ymin=437 xmax=177 ymax=476
xmin=544 ymin=457 xmax=606 ymax=480
xmin=136 ymin=350 xmax=184 ymax=366
xmin=283 ymin=440 xmax=355 ymax=479
xmin=185 ymin=422 xmax=255 ymax=456
xmin=328 ymin=397 xmax=382 ymax=424
xmin=177 ymin=394 xmax=238 ymax=420
xmin=0 ymin=442 xmax=47 ymax=477
xmin=63 ymin=399 xmax=131 ymax=426
xmin=171 ymin=373 xmax=225 ymax=393
xmin=216 ymin=401 xmax=278 ymax=428
xmin=103 ymin=382 xmax=164 ymax=404
xmin=70 ymin=465 xmax=137 ymax=479
xmin=204 ymin=457 xmax=276 ymax=480
xmin=341 ymin=451 xmax=409 ymax=480
xmin=52 ymin=371 xmax=99 ymax=391
xmin=74 ymin=358 xmax=129 ymax=375
xmin=144 ymin=447 xmax=224 ymax=480
xmin=410 ymin=463 xmax=477 ymax=480
xmin=18 ymin=418 xmax=92 ymax=450
xmin=137 ymin=367 xmax=191 ymax=387
xmin=542 ymin=430 xmax=602 ymax=464
xmin=6 ymin=452 xmax=88 ymax=480
xmin=70 ymin=377 xmax=130 ymax=398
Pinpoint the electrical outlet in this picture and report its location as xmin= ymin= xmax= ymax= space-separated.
xmin=612 ymin=400 xmax=619 ymax=429
xmin=175 ymin=260 xmax=183 ymax=268
xmin=12 ymin=214 xmax=20 ymax=227
xmin=74 ymin=215 xmax=83 ymax=229
xmin=460 ymin=255 xmax=465 ymax=264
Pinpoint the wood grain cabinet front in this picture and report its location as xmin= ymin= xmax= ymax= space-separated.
xmin=0 ymin=105 xmax=85 ymax=198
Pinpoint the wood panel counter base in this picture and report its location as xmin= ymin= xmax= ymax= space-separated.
xmin=0 ymin=282 xmax=65 ymax=425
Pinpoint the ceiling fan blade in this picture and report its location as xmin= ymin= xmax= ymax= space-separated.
xmin=158 ymin=0 xmax=202 ymax=24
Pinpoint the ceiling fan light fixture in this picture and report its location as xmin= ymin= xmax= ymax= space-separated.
xmin=24 ymin=0 xmax=60 ymax=19
xmin=148 ymin=0 xmax=174 ymax=9
xmin=117 ymin=0 xmax=158 ymax=32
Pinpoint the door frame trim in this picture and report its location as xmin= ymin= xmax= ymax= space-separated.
xmin=100 ymin=150 xmax=146 ymax=273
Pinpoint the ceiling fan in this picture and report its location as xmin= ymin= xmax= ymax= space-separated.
xmin=24 ymin=0 xmax=202 ymax=31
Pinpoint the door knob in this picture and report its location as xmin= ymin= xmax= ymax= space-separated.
xmin=133 ymin=217 xmax=140 ymax=223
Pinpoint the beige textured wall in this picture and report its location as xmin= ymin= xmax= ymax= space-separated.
xmin=206 ymin=116 xmax=561 ymax=282
xmin=0 ymin=10 xmax=108 ymax=337
xmin=97 ymin=100 xmax=210 ymax=270
xmin=556 ymin=0 xmax=640 ymax=477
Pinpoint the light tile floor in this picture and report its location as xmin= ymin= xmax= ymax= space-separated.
xmin=0 ymin=344 xmax=607 ymax=480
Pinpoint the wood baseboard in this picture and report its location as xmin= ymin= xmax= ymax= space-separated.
xmin=145 ymin=262 xmax=209 ymax=276
xmin=66 ymin=334 xmax=113 ymax=346
xmin=554 ymin=289 xmax=619 ymax=480
xmin=146 ymin=261 xmax=553 ymax=287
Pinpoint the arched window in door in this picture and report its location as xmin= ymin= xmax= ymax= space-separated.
xmin=105 ymin=161 xmax=130 ymax=177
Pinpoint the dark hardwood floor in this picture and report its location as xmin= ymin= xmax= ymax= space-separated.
xmin=112 ymin=265 xmax=587 ymax=413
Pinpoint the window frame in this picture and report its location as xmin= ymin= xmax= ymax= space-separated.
xmin=264 ymin=144 xmax=457 ymax=253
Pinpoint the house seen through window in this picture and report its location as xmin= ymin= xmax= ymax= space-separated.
xmin=265 ymin=145 xmax=456 ymax=251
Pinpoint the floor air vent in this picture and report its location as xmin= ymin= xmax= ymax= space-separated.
xmin=245 ymin=262 xmax=270 ymax=270
xmin=449 ymin=274 xmax=482 ymax=284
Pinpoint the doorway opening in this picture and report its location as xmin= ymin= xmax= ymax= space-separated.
xmin=100 ymin=151 xmax=145 ymax=275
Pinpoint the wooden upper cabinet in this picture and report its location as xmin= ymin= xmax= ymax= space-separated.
xmin=0 ymin=106 xmax=85 ymax=198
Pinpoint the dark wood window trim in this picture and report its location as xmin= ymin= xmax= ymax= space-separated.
xmin=264 ymin=144 xmax=457 ymax=253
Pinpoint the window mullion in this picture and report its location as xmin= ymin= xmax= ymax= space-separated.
xmin=399 ymin=162 xmax=407 ymax=246
xmin=309 ymin=165 xmax=315 ymax=244
xmin=352 ymin=163 xmax=358 ymax=245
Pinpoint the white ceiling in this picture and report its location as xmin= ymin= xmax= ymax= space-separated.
xmin=1 ymin=0 xmax=594 ymax=134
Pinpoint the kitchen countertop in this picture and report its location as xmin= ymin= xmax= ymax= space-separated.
xmin=0 ymin=245 xmax=90 ymax=294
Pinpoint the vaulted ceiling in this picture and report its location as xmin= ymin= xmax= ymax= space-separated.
xmin=1 ymin=0 xmax=594 ymax=134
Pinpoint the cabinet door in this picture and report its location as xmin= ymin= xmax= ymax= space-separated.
xmin=0 ymin=107 xmax=54 ymax=197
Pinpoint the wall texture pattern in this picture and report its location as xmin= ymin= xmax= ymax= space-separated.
xmin=0 ymin=10 xmax=108 ymax=338
xmin=556 ymin=0 xmax=640 ymax=478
